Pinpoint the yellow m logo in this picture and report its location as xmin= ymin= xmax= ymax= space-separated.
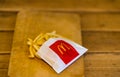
xmin=57 ymin=43 xmax=70 ymax=55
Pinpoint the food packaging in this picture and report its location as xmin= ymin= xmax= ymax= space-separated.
xmin=36 ymin=38 xmax=87 ymax=73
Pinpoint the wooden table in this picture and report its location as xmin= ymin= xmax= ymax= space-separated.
xmin=8 ymin=10 xmax=84 ymax=77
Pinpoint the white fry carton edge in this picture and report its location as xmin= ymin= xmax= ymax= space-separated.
xmin=36 ymin=38 xmax=88 ymax=73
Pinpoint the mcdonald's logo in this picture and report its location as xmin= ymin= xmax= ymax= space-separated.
xmin=57 ymin=42 xmax=70 ymax=55
xmin=50 ymin=40 xmax=79 ymax=64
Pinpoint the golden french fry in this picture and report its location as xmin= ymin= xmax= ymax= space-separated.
xmin=28 ymin=46 xmax=35 ymax=58
xmin=44 ymin=34 xmax=50 ymax=40
xmin=34 ymin=33 xmax=43 ymax=42
xmin=36 ymin=38 xmax=46 ymax=45
xmin=35 ymin=53 xmax=41 ymax=59
xmin=27 ymin=38 xmax=33 ymax=45
xmin=27 ymin=31 xmax=62 ymax=59
xmin=33 ymin=45 xmax=40 ymax=51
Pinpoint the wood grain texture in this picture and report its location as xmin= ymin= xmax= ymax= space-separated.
xmin=0 ymin=55 xmax=10 ymax=63
xmin=0 ymin=0 xmax=120 ymax=12
xmin=0 ymin=63 xmax=9 ymax=69
xmin=0 ymin=55 xmax=10 ymax=69
xmin=0 ymin=51 xmax=10 ymax=54
xmin=85 ymin=53 xmax=120 ymax=68
xmin=81 ymin=13 xmax=120 ymax=31
xmin=0 ymin=11 xmax=17 ymax=31
xmin=8 ymin=11 xmax=84 ymax=77
xmin=0 ymin=54 xmax=10 ymax=71
xmin=0 ymin=11 xmax=16 ymax=77
xmin=0 ymin=31 xmax=14 ymax=51
xmin=85 ymin=67 xmax=120 ymax=77
xmin=84 ymin=53 xmax=120 ymax=77
xmin=82 ymin=31 xmax=120 ymax=52
xmin=0 ymin=69 xmax=8 ymax=77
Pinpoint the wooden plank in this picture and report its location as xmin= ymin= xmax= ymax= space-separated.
xmin=0 ymin=11 xmax=17 ymax=31
xmin=0 ymin=11 xmax=16 ymax=77
xmin=0 ymin=51 xmax=10 ymax=54
xmin=0 ymin=31 xmax=13 ymax=51
xmin=85 ymin=53 xmax=120 ymax=68
xmin=84 ymin=53 xmax=120 ymax=77
xmin=0 ymin=0 xmax=120 ymax=12
xmin=85 ymin=68 xmax=120 ymax=77
xmin=0 ymin=54 xmax=10 ymax=69
xmin=1 ymin=7 xmax=120 ymax=13
xmin=0 ymin=69 xmax=8 ymax=77
xmin=81 ymin=13 xmax=120 ymax=31
xmin=0 ymin=55 xmax=10 ymax=63
xmin=0 ymin=63 xmax=9 ymax=69
xmin=82 ymin=31 xmax=120 ymax=52
xmin=8 ymin=11 xmax=84 ymax=77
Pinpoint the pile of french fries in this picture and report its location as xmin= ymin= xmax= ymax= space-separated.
xmin=27 ymin=31 xmax=62 ymax=58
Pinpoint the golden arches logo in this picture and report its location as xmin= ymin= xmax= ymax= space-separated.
xmin=57 ymin=42 xmax=70 ymax=55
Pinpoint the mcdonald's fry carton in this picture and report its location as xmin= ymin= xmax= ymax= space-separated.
xmin=36 ymin=38 xmax=87 ymax=73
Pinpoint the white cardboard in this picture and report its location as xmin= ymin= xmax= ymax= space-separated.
xmin=36 ymin=38 xmax=88 ymax=73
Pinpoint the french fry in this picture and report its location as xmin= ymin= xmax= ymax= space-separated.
xmin=28 ymin=45 xmax=35 ymax=58
xmin=27 ymin=38 xmax=33 ymax=45
xmin=34 ymin=33 xmax=43 ymax=43
xmin=27 ymin=31 xmax=62 ymax=59
xmin=33 ymin=45 xmax=40 ymax=51
xmin=36 ymin=38 xmax=46 ymax=45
